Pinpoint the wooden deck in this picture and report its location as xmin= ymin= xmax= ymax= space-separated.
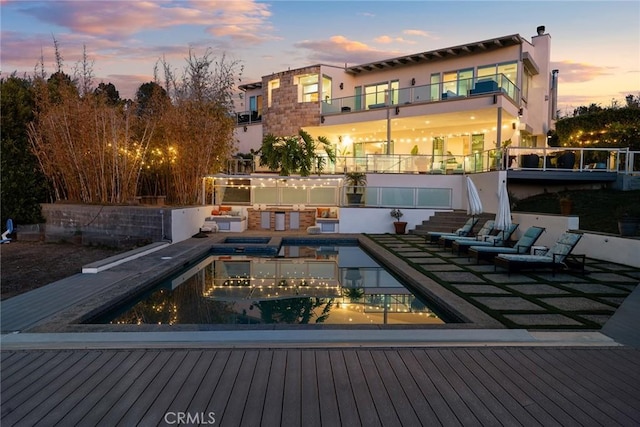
xmin=2 ymin=347 xmax=639 ymax=426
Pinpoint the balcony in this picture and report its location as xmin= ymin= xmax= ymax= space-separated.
xmin=321 ymin=74 xmax=518 ymax=115
xmin=242 ymin=147 xmax=637 ymax=178
xmin=236 ymin=110 xmax=262 ymax=126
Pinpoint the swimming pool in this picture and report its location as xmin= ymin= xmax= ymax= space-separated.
xmin=90 ymin=238 xmax=449 ymax=326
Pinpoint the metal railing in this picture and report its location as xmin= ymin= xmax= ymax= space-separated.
xmin=321 ymin=74 xmax=518 ymax=115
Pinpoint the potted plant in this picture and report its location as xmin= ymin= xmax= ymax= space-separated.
xmin=616 ymin=205 xmax=640 ymax=236
xmin=557 ymin=193 xmax=572 ymax=215
xmin=344 ymin=171 xmax=367 ymax=205
xmin=390 ymin=208 xmax=407 ymax=234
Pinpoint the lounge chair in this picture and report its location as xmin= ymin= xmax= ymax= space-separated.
xmin=424 ymin=217 xmax=478 ymax=244
xmin=438 ymin=220 xmax=495 ymax=249
xmin=1 ymin=219 xmax=14 ymax=244
xmin=468 ymin=226 xmax=545 ymax=264
xmin=494 ymin=232 xmax=584 ymax=275
xmin=451 ymin=223 xmax=519 ymax=255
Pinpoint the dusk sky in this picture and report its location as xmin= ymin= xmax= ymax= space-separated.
xmin=1 ymin=0 xmax=638 ymax=115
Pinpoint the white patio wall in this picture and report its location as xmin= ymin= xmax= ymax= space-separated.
xmin=511 ymin=212 xmax=580 ymax=246
xmin=171 ymin=205 xmax=215 ymax=243
xmin=339 ymin=208 xmax=440 ymax=234
xmin=575 ymin=233 xmax=640 ymax=268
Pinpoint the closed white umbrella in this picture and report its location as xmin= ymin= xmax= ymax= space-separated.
xmin=495 ymin=179 xmax=512 ymax=234
xmin=466 ymin=176 xmax=483 ymax=217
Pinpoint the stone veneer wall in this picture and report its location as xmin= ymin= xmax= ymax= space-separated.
xmin=263 ymin=66 xmax=322 ymax=136
xmin=247 ymin=208 xmax=315 ymax=231
xmin=41 ymin=204 xmax=169 ymax=247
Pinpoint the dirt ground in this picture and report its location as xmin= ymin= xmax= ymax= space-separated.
xmin=0 ymin=241 xmax=130 ymax=300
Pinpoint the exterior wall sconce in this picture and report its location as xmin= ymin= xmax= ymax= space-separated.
xmin=395 ymin=107 xmax=400 ymax=115
xmin=518 ymin=107 xmax=524 ymax=116
xmin=321 ymin=116 xmax=325 ymax=123
xmin=243 ymin=126 xmax=248 ymax=132
xmin=410 ymin=78 xmax=416 ymax=86
xmin=339 ymin=82 xmax=344 ymax=90
xmin=512 ymin=122 xmax=517 ymax=130
xmin=493 ymin=94 xmax=498 ymax=104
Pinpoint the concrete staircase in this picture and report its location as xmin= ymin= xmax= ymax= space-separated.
xmin=411 ymin=210 xmax=495 ymax=236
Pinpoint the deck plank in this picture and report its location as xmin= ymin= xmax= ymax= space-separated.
xmin=117 ymin=350 xmax=190 ymax=425
xmin=517 ymin=348 xmax=638 ymax=425
xmin=353 ymin=350 xmax=400 ymax=426
xmin=36 ymin=350 xmax=128 ymax=426
xmin=240 ymin=350 xmax=273 ymax=427
xmin=1 ymin=351 xmax=85 ymax=407
xmin=456 ymin=349 xmax=543 ymax=426
xmin=493 ymin=349 xmax=586 ymax=426
xmin=54 ymin=350 xmax=147 ymax=426
xmin=1 ymin=351 xmax=54 ymax=385
xmin=184 ymin=350 xmax=231 ymax=417
xmin=1 ymin=350 xmax=101 ymax=426
xmin=548 ymin=348 xmax=640 ymax=403
xmin=300 ymin=350 xmax=321 ymax=427
xmin=411 ymin=349 xmax=479 ymax=425
xmin=313 ymin=350 xmax=341 ymax=427
xmin=136 ymin=350 xmax=204 ymax=425
xmin=92 ymin=350 xmax=172 ymax=426
xmin=371 ymin=350 xmax=422 ymax=425
xmin=342 ymin=350 xmax=381 ymax=427
xmin=219 ymin=350 xmax=259 ymax=427
xmin=384 ymin=349 xmax=448 ymax=424
xmin=205 ymin=349 xmax=247 ymax=424
xmin=261 ymin=350 xmax=286 ymax=427
xmin=1 ymin=347 xmax=640 ymax=426
xmin=329 ymin=350 xmax=362 ymax=427
xmin=281 ymin=349 xmax=302 ymax=427
xmin=439 ymin=348 xmax=522 ymax=425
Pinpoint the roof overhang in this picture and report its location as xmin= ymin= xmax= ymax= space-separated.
xmin=346 ymin=34 xmax=523 ymax=75
xmin=239 ymin=82 xmax=262 ymax=91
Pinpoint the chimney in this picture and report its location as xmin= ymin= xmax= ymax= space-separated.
xmin=536 ymin=26 xmax=545 ymax=36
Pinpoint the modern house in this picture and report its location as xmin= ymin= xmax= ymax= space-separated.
xmin=202 ymin=26 xmax=634 ymax=235
xmin=235 ymin=25 xmax=556 ymax=170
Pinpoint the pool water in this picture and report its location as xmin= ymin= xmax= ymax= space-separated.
xmin=91 ymin=241 xmax=446 ymax=326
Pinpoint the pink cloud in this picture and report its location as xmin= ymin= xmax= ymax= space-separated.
xmin=374 ymin=35 xmax=416 ymax=45
xmin=16 ymin=0 xmax=273 ymax=43
xmin=552 ymin=60 xmax=616 ymax=83
xmin=295 ymin=35 xmax=402 ymax=65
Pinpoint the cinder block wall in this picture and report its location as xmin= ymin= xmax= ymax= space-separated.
xmin=41 ymin=204 xmax=169 ymax=246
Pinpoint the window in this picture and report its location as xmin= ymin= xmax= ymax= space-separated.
xmin=497 ymin=62 xmax=517 ymax=84
xmin=267 ymin=79 xmax=280 ymax=107
xmin=322 ymin=75 xmax=332 ymax=103
xmin=249 ymin=95 xmax=263 ymax=120
xmin=365 ymin=81 xmax=398 ymax=109
xmin=443 ymin=69 xmax=473 ymax=96
xmin=297 ymin=74 xmax=319 ymax=103
xmin=430 ymin=73 xmax=440 ymax=101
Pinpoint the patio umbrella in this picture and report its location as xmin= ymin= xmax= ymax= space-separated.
xmin=494 ymin=179 xmax=512 ymax=236
xmin=466 ymin=176 xmax=483 ymax=217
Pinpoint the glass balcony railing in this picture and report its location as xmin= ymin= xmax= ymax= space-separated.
xmin=232 ymin=147 xmax=633 ymax=176
xmin=321 ymin=74 xmax=518 ymax=115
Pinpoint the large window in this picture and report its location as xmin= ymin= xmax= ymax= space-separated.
xmin=249 ymin=95 xmax=262 ymax=119
xmin=443 ymin=68 xmax=473 ymax=96
xmin=297 ymin=74 xmax=319 ymax=102
xmin=365 ymin=81 xmax=399 ymax=109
